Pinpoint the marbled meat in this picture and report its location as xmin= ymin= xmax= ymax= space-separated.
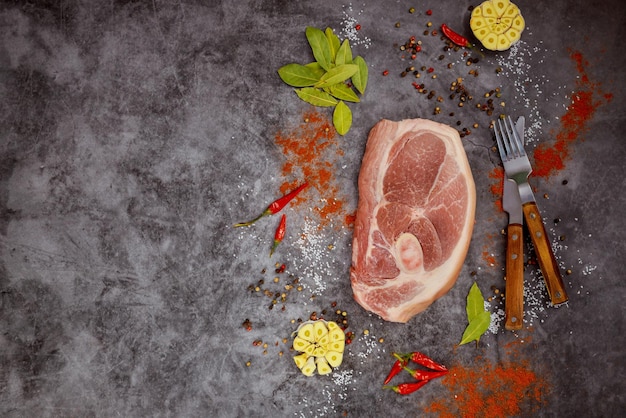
xmin=350 ymin=118 xmax=476 ymax=323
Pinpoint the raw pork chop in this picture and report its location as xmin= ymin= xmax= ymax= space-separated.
xmin=350 ymin=118 xmax=476 ymax=323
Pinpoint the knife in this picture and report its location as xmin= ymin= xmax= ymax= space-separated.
xmin=502 ymin=118 xmax=525 ymax=330
xmin=514 ymin=117 xmax=569 ymax=305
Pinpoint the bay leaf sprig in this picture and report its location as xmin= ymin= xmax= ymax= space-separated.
xmin=277 ymin=26 xmax=368 ymax=136
xmin=295 ymin=88 xmax=338 ymax=107
xmin=315 ymin=64 xmax=358 ymax=89
xmin=277 ymin=63 xmax=321 ymax=87
xmin=333 ymin=101 xmax=352 ymax=136
xmin=459 ymin=282 xmax=492 ymax=346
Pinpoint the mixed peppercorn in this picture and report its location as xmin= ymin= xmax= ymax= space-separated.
xmin=242 ymin=260 xmax=359 ymax=366
xmin=245 ymin=262 xmax=303 ymax=312
xmin=383 ymin=7 xmax=508 ymax=137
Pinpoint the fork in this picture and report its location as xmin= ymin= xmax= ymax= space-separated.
xmin=494 ymin=116 xmax=569 ymax=306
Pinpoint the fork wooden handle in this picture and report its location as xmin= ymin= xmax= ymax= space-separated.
xmin=505 ymin=223 xmax=524 ymax=330
xmin=523 ymin=202 xmax=569 ymax=305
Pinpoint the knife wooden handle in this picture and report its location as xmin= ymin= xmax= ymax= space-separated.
xmin=505 ymin=223 xmax=524 ymax=330
xmin=523 ymin=202 xmax=569 ymax=305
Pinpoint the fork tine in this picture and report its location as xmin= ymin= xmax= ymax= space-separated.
xmin=506 ymin=115 xmax=526 ymax=156
xmin=497 ymin=118 xmax=515 ymax=158
xmin=493 ymin=121 xmax=507 ymax=161
xmin=501 ymin=118 xmax=517 ymax=158
xmin=505 ymin=117 xmax=524 ymax=158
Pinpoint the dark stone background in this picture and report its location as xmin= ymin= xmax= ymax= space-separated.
xmin=1 ymin=0 xmax=624 ymax=416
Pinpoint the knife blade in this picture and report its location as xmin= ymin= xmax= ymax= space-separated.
xmin=513 ymin=117 xmax=569 ymax=305
xmin=502 ymin=117 xmax=525 ymax=330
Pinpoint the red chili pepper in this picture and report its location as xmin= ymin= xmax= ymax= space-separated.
xmin=402 ymin=365 xmax=448 ymax=381
xmin=234 ymin=182 xmax=308 ymax=227
xmin=269 ymin=214 xmax=286 ymax=257
xmin=393 ymin=352 xmax=448 ymax=372
xmin=440 ymin=24 xmax=472 ymax=48
xmin=383 ymin=357 xmax=408 ymax=385
xmin=383 ymin=380 xmax=429 ymax=395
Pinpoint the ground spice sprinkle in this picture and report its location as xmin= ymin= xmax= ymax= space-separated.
xmin=425 ymin=356 xmax=549 ymax=417
xmin=274 ymin=110 xmax=353 ymax=230
xmin=532 ymin=50 xmax=612 ymax=179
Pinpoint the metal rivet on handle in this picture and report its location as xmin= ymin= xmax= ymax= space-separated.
xmin=512 ymin=233 xmax=519 ymax=241
xmin=555 ymin=291 xmax=562 ymax=298
xmin=511 ymin=317 xmax=517 ymax=323
xmin=511 ymin=254 xmax=518 ymax=260
xmin=530 ymin=213 xmax=536 ymax=219
xmin=535 ymin=231 xmax=542 ymax=238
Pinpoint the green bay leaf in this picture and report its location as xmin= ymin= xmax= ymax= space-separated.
xmin=294 ymin=87 xmax=338 ymax=107
xmin=466 ymin=282 xmax=486 ymax=323
xmin=315 ymin=64 xmax=358 ymax=89
xmin=459 ymin=310 xmax=491 ymax=346
xmin=304 ymin=62 xmax=326 ymax=79
xmin=278 ymin=63 xmax=321 ymax=87
xmin=325 ymin=27 xmax=341 ymax=63
xmin=325 ymin=84 xmax=360 ymax=103
xmin=333 ymin=100 xmax=352 ymax=135
xmin=352 ymin=55 xmax=369 ymax=94
xmin=335 ymin=39 xmax=353 ymax=66
xmin=306 ymin=26 xmax=332 ymax=71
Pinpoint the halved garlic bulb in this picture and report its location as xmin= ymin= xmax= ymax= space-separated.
xmin=292 ymin=320 xmax=345 ymax=376
xmin=470 ymin=0 xmax=525 ymax=51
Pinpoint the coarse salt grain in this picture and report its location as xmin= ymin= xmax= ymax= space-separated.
xmin=332 ymin=369 xmax=354 ymax=402
xmin=295 ymin=369 xmax=355 ymax=416
xmin=495 ymin=38 xmax=551 ymax=142
xmin=485 ymin=300 xmax=504 ymax=334
xmin=293 ymin=216 xmax=350 ymax=295
xmin=582 ymin=264 xmax=597 ymax=276
xmin=340 ymin=3 xmax=372 ymax=49
xmin=350 ymin=324 xmax=385 ymax=363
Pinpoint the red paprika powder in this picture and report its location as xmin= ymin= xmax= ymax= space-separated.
xmin=274 ymin=110 xmax=354 ymax=229
xmin=425 ymin=356 xmax=549 ymax=417
xmin=532 ymin=50 xmax=612 ymax=178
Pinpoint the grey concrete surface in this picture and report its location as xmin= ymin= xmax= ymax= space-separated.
xmin=1 ymin=0 xmax=625 ymax=417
